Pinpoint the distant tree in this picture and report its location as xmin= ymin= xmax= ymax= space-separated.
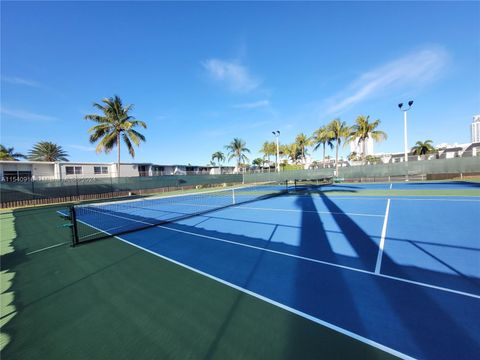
xmin=225 ymin=138 xmax=250 ymax=172
xmin=0 ymin=145 xmax=26 ymax=161
xmin=295 ymin=133 xmax=311 ymax=163
xmin=411 ymin=140 xmax=435 ymax=156
xmin=211 ymin=151 xmax=226 ymax=173
xmin=28 ymin=141 xmax=69 ymax=161
xmin=252 ymin=158 xmax=264 ymax=167
xmin=347 ymin=151 xmax=358 ymax=161
xmin=85 ymin=95 xmax=147 ymax=177
xmin=348 ymin=115 xmax=387 ymax=160
xmin=365 ymin=155 xmax=382 ymax=164
xmin=312 ymin=125 xmax=334 ymax=167
xmin=326 ymin=119 xmax=351 ymax=176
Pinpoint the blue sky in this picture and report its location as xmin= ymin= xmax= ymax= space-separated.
xmin=1 ymin=1 xmax=479 ymax=165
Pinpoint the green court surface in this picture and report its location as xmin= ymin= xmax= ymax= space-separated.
xmin=1 ymin=204 xmax=395 ymax=359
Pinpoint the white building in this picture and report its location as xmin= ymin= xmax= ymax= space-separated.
xmin=0 ymin=161 xmax=234 ymax=182
xmin=349 ymin=137 xmax=374 ymax=157
xmin=471 ymin=115 xmax=480 ymax=143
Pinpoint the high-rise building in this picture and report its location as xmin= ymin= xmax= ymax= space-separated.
xmin=472 ymin=115 xmax=480 ymax=143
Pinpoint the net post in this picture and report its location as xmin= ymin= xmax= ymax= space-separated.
xmin=232 ymin=189 xmax=236 ymax=204
xmin=69 ymin=206 xmax=79 ymax=247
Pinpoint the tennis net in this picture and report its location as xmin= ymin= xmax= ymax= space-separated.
xmin=293 ymin=177 xmax=334 ymax=192
xmin=70 ymin=182 xmax=289 ymax=245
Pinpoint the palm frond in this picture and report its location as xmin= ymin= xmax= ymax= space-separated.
xmin=122 ymin=133 xmax=135 ymax=157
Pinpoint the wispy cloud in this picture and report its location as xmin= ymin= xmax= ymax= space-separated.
xmin=233 ymin=100 xmax=270 ymax=109
xmin=325 ymin=46 xmax=449 ymax=114
xmin=0 ymin=107 xmax=57 ymax=122
xmin=202 ymin=58 xmax=261 ymax=92
xmin=68 ymin=144 xmax=96 ymax=152
xmin=2 ymin=76 xmax=41 ymax=88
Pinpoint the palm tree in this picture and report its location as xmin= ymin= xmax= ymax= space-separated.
xmin=0 ymin=145 xmax=26 ymax=161
xmin=85 ymin=95 xmax=147 ymax=177
xmin=349 ymin=115 xmax=387 ymax=160
xmin=28 ymin=141 xmax=69 ymax=161
xmin=312 ymin=125 xmax=334 ymax=167
xmin=282 ymin=143 xmax=301 ymax=163
xmin=225 ymin=138 xmax=250 ymax=172
xmin=259 ymin=141 xmax=271 ymax=162
xmin=411 ymin=140 xmax=435 ymax=157
xmin=211 ymin=151 xmax=226 ymax=174
xmin=295 ymin=133 xmax=311 ymax=164
xmin=326 ymin=119 xmax=351 ymax=176
xmin=259 ymin=140 xmax=277 ymax=167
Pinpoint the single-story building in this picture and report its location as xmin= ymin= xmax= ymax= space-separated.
xmin=0 ymin=161 xmax=235 ymax=182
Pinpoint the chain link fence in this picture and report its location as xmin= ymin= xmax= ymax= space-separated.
xmin=0 ymin=173 xmax=242 ymax=208
xmin=1 ymin=156 xmax=479 ymax=208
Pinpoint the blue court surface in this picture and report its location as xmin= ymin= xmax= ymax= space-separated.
xmin=70 ymin=183 xmax=480 ymax=359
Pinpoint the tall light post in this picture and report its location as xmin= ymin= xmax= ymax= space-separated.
xmin=398 ymin=100 xmax=414 ymax=163
xmin=272 ymin=130 xmax=280 ymax=172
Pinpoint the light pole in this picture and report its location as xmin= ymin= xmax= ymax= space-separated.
xmin=398 ymin=101 xmax=414 ymax=163
xmin=272 ymin=130 xmax=280 ymax=172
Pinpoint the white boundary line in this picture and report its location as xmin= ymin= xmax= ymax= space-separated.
xmin=375 ymin=199 xmax=391 ymax=274
xmin=389 ymin=183 xmax=393 ymax=190
xmin=26 ymin=241 xmax=69 ymax=255
xmin=76 ymin=207 xmax=480 ymax=300
xmin=306 ymin=196 xmax=480 ymax=202
xmin=72 ymin=217 xmax=412 ymax=359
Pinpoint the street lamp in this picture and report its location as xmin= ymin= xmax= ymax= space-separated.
xmin=398 ymin=100 xmax=414 ymax=163
xmin=272 ymin=130 xmax=280 ymax=172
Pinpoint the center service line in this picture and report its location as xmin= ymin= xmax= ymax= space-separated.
xmin=375 ymin=198 xmax=391 ymax=274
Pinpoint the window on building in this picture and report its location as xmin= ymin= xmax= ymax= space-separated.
xmin=65 ymin=166 xmax=83 ymax=175
xmin=94 ymin=166 xmax=108 ymax=174
xmin=152 ymin=166 xmax=164 ymax=176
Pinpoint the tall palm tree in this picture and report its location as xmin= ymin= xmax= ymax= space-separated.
xmin=85 ymin=95 xmax=147 ymax=177
xmin=326 ymin=119 xmax=351 ymax=176
xmin=411 ymin=140 xmax=435 ymax=156
xmin=295 ymin=133 xmax=311 ymax=164
xmin=259 ymin=141 xmax=271 ymax=162
xmin=349 ymin=115 xmax=387 ymax=160
xmin=312 ymin=125 xmax=334 ymax=167
xmin=28 ymin=141 xmax=69 ymax=161
xmin=225 ymin=138 xmax=250 ymax=172
xmin=0 ymin=145 xmax=26 ymax=161
xmin=211 ymin=151 xmax=225 ymax=173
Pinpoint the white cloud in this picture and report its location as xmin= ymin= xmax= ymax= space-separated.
xmin=2 ymin=76 xmax=40 ymax=87
xmin=0 ymin=107 xmax=57 ymax=121
xmin=325 ymin=46 xmax=449 ymax=114
xmin=202 ymin=58 xmax=260 ymax=92
xmin=233 ymin=100 xmax=270 ymax=109
xmin=68 ymin=145 xmax=96 ymax=152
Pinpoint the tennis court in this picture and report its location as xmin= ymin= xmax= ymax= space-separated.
xmin=2 ymin=180 xmax=479 ymax=359
xmin=62 ymin=181 xmax=480 ymax=359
